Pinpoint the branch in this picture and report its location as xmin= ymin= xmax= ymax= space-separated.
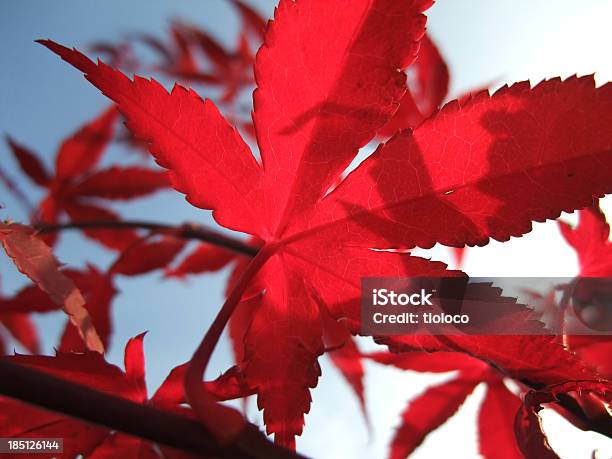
xmin=0 ymin=359 xmax=307 ymax=459
xmin=34 ymin=220 xmax=258 ymax=257
xmin=434 ymin=334 xmax=612 ymax=439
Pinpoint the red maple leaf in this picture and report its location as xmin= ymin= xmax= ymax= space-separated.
xmin=135 ymin=10 xmax=259 ymax=105
xmin=559 ymin=202 xmax=612 ymax=277
xmin=39 ymin=0 xmax=612 ymax=447
xmin=368 ymin=351 xmax=523 ymax=459
xmin=132 ymin=24 xmax=209 ymax=84
xmin=0 ymin=265 xmax=116 ymax=355
xmin=0 ymin=223 xmax=104 ymax=353
xmin=6 ymin=107 xmax=169 ymax=250
xmin=174 ymin=21 xmax=255 ymax=104
xmin=119 ymin=1 xmax=266 ymax=110
xmin=0 ymin=233 xmax=192 ymax=355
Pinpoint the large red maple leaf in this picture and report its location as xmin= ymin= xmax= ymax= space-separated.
xmin=39 ymin=0 xmax=612 ymax=447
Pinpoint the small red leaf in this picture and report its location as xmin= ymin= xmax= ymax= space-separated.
xmin=390 ymin=377 xmax=480 ymax=459
xmin=165 ymin=243 xmax=236 ymax=278
xmin=322 ymin=312 xmax=368 ymax=421
xmin=58 ymin=266 xmax=116 ymax=353
xmin=379 ymin=33 xmax=450 ymax=135
xmin=0 ymin=283 xmax=60 ymax=314
xmin=124 ymin=333 xmax=148 ymax=402
xmin=452 ymin=247 xmax=466 ymax=267
xmin=153 ymin=364 xmax=256 ymax=407
xmin=410 ymin=33 xmax=450 ymax=116
xmin=111 ymin=236 xmax=186 ymax=276
xmin=0 ymin=224 xmax=103 ymax=353
xmin=559 ymin=203 xmax=612 ymax=277
xmin=230 ymin=0 xmax=268 ymax=40
xmin=64 ymin=202 xmax=140 ymax=251
xmin=478 ymin=380 xmax=523 ymax=459
xmin=70 ymin=166 xmax=169 ymax=200
xmin=55 ymin=106 xmax=118 ymax=180
xmin=5 ymin=136 xmax=51 ymax=187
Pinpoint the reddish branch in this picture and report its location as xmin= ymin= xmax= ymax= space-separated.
xmin=35 ymin=220 xmax=257 ymax=256
xmin=0 ymin=359 xmax=306 ymax=459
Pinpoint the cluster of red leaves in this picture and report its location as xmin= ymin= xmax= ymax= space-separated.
xmin=1 ymin=106 xmax=174 ymax=356
xmin=0 ymin=228 xmax=194 ymax=357
xmin=0 ymin=225 xmax=250 ymax=457
xmin=0 ymin=224 xmax=104 ymax=353
xmin=5 ymin=106 xmax=169 ymax=250
xmin=0 ymin=0 xmax=611 ymax=457
xmin=0 ymin=333 xmax=201 ymax=458
xmin=92 ymin=0 xmax=264 ymax=106
xmin=366 ymin=351 xmax=523 ymax=459
xmin=93 ymin=0 xmax=265 ymax=152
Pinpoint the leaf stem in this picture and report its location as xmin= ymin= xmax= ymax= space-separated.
xmin=184 ymin=242 xmax=277 ymax=442
xmin=34 ymin=220 xmax=258 ymax=257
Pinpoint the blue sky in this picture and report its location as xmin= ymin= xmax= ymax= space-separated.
xmin=1 ymin=1 xmax=612 ymax=458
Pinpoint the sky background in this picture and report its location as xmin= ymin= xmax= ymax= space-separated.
xmin=1 ymin=1 xmax=612 ymax=458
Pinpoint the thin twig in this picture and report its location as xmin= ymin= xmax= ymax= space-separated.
xmin=0 ymin=359 xmax=307 ymax=459
xmin=34 ymin=220 xmax=258 ymax=257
